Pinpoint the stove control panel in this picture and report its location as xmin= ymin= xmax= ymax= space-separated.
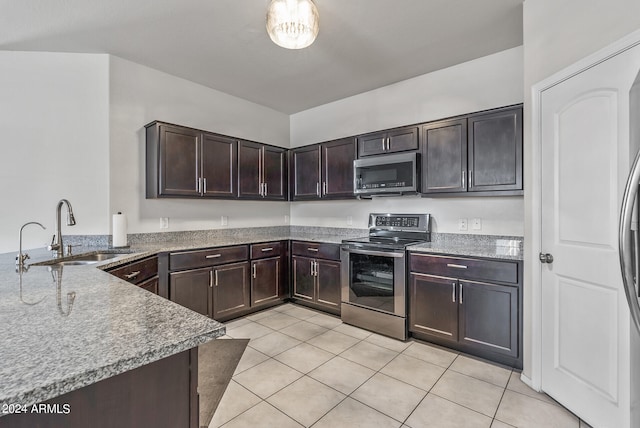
xmin=369 ymin=213 xmax=431 ymax=233
xmin=375 ymin=216 xmax=419 ymax=228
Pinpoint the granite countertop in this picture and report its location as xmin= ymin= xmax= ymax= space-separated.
xmin=0 ymin=226 xmax=522 ymax=411
xmin=0 ymin=253 xmax=225 ymax=411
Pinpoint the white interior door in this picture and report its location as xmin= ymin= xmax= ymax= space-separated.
xmin=540 ymin=44 xmax=640 ymax=428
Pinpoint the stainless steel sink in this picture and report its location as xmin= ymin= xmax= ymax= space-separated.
xmin=35 ymin=252 xmax=131 ymax=266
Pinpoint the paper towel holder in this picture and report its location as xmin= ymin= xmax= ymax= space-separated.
xmin=112 ymin=212 xmax=129 ymax=248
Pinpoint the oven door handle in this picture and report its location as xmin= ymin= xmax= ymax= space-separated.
xmin=341 ymin=246 xmax=405 ymax=258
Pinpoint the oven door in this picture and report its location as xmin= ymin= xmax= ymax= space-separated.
xmin=340 ymin=245 xmax=406 ymax=317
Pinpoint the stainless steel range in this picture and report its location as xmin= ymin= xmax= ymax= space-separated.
xmin=340 ymin=213 xmax=431 ymax=340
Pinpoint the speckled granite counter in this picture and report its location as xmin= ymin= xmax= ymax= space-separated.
xmin=0 ymin=226 xmax=522 ymax=411
xmin=408 ymin=233 xmax=523 ymax=261
xmin=0 ymin=251 xmax=225 ymax=411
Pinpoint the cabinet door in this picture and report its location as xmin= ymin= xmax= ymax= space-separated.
xmin=387 ymin=126 xmax=419 ymax=153
xmin=409 ymin=273 xmax=458 ymax=342
xmin=158 ymin=124 xmax=200 ymax=197
xmin=357 ymin=126 xmax=419 ymax=157
xmin=251 ymin=257 xmax=282 ymax=307
xmin=238 ymin=141 xmax=263 ymax=199
xmin=421 ymin=119 xmax=467 ymax=193
xmin=292 ymin=256 xmax=315 ymax=301
xmin=212 ymin=261 xmax=250 ymax=320
xmin=357 ymin=132 xmax=388 ymax=157
xmin=202 ymin=133 xmax=237 ymax=198
xmin=458 ymin=280 xmax=518 ymax=358
xmin=316 ymin=259 xmax=341 ymax=310
xmin=321 ymin=138 xmax=356 ymax=199
xmin=263 ymin=145 xmax=288 ymax=200
xmin=468 ymin=107 xmax=523 ymax=192
xmin=169 ymin=267 xmax=211 ymax=317
xmin=139 ymin=275 xmax=159 ymax=295
xmin=290 ymin=145 xmax=321 ymax=200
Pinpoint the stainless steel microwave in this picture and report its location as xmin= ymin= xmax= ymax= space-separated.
xmin=353 ymin=152 xmax=420 ymax=196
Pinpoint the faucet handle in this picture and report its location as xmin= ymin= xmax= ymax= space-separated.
xmin=66 ymin=244 xmax=81 ymax=256
xmin=47 ymin=234 xmax=59 ymax=251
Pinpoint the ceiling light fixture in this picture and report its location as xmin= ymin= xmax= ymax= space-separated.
xmin=266 ymin=0 xmax=319 ymax=50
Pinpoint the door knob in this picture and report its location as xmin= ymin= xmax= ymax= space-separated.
xmin=539 ymin=252 xmax=554 ymax=263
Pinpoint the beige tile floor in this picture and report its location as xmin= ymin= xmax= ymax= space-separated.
xmin=210 ymin=303 xmax=593 ymax=428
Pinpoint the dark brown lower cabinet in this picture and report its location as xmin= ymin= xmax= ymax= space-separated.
xmin=409 ymin=273 xmax=458 ymax=342
xmin=212 ymin=261 xmax=250 ymax=320
xmin=409 ymin=252 xmax=522 ymax=368
xmin=0 ymin=349 xmax=198 ymax=428
xmin=251 ymin=257 xmax=282 ymax=306
xmin=169 ymin=267 xmax=212 ymax=317
xmin=292 ymin=255 xmax=341 ymax=315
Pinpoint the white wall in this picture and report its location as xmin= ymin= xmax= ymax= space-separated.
xmin=290 ymin=47 xmax=524 ymax=236
xmin=109 ymin=56 xmax=291 ymax=234
xmin=0 ymin=51 xmax=109 ymax=253
xmin=522 ymin=0 xmax=640 ymax=379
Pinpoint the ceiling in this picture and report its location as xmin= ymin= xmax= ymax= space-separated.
xmin=0 ymin=0 xmax=523 ymax=114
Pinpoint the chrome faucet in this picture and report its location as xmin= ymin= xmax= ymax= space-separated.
xmin=16 ymin=221 xmax=46 ymax=270
xmin=48 ymin=199 xmax=76 ymax=258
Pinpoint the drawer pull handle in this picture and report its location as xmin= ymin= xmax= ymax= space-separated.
xmin=252 ymin=263 xmax=257 ymax=279
xmin=447 ymin=263 xmax=467 ymax=269
xmin=460 ymin=283 xmax=463 ymax=304
xmin=124 ymin=271 xmax=141 ymax=279
xmin=261 ymin=247 xmax=274 ymax=252
xmin=206 ymin=254 xmax=222 ymax=259
xmin=452 ymin=283 xmax=456 ymax=303
xmin=307 ymin=248 xmax=319 ymax=252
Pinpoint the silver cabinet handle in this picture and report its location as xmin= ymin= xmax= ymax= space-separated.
xmin=469 ymin=170 xmax=473 ymax=188
xmin=264 ymin=182 xmax=267 ymax=196
xmin=261 ymin=247 xmax=274 ymax=252
xmin=462 ymin=171 xmax=466 ymax=188
xmin=197 ymin=178 xmax=201 ymax=193
xmin=203 ymin=178 xmax=207 ymax=194
xmin=206 ymin=254 xmax=222 ymax=259
xmin=316 ymin=182 xmax=320 ymax=197
xmin=323 ymin=181 xmax=327 ymax=195
xmin=452 ymin=283 xmax=456 ymax=303
xmin=124 ymin=271 xmax=141 ymax=279
xmin=209 ymin=271 xmax=213 ymax=288
xmin=214 ymin=269 xmax=219 ymax=286
xmin=382 ymin=139 xmax=386 ymax=151
xmin=446 ymin=263 xmax=468 ymax=269
xmin=386 ymin=138 xmax=391 ymax=151
xmin=459 ymin=283 xmax=463 ymax=304
xmin=252 ymin=263 xmax=257 ymax=279
xmin=314 ymin=261 xmax=318 ymax=276
xmin=307 ymin=247 xmax=319 ymax=252
xmin=310 ymin=260 xmax=315 ymax=276
xmin=620 ymin=147 xmax=640 ymax=335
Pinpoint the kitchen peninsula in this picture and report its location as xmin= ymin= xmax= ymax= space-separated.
xmin=0 ymin=247 xmax=225 ymax=428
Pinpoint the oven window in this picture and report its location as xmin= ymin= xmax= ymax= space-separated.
xmin=349 ymin=253 xmax=395 ymax=313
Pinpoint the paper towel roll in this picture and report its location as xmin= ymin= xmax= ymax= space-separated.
xmin=112 ymin=212 xmax=128 ymax=247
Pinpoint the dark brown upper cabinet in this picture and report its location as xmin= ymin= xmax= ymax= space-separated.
xmin=146 ymin=122 xmax=237 ymax=199
xmin=468 ymin=107 xmax=523 ymax=192
xmin=290 ymin=137 xmax=356 ymax=201
xmin=238 ymin=141 xmax=287 ymax=200
xmin=422 ymin=118 xmax=468 ymax=193
xmin=357 ymin=126 xmax=419 ymax=157
xmin=420 ymin=105 xmax=523 ymax=196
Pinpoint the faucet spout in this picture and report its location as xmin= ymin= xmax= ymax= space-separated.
xmin=50 ymin=199 xmax=76 ymax=258
xmin=16 ymin=221 xmax=46 ymax=270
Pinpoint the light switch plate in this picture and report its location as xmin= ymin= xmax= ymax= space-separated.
xmin=458 ymin=218 xmax=468 ymax=231
xmin=221 ymin=216 xmax=228 ymax=226
xmin=347 ymin=216 xmax=353 ymax=226
xmin=160 ymin=217 xmax=169 ymax=229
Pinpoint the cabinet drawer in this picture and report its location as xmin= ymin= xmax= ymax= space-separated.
xmin=291 ymin=241 xmax=340 ymax=261
xmin=170 ymin=245 xmax=248 ymax=270
xmin=138 ymin=275 xmax=159 ymax=294
xmin=250 ymin=241 xmax=284 ymax=259
xmin=409 ymin=253 xmax=518 ymax=284
xmin=109 ymin=256 xmax=158 ymax=284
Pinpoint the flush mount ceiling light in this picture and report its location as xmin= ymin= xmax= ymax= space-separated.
xmin=266 ymin=0 xmax=319 ymax=49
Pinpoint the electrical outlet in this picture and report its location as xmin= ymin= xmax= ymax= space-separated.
xmin=221 ymin=216 xmax=228 ymax=226
xmin=458 ymin=218 xmax=468 ymax=231
xmin=159 ymin=217 xmax=169 ymax=229
xmin=472 ymin=218 xmax=482 ymax=230
xmin=347 ymin=216 xmax=353 ymax=226
xmin=284 ymin=215 xmax=290 ymax=224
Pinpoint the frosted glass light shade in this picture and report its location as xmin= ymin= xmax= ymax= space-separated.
xmin=266 ymin=0 xmax=319 ymax=49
